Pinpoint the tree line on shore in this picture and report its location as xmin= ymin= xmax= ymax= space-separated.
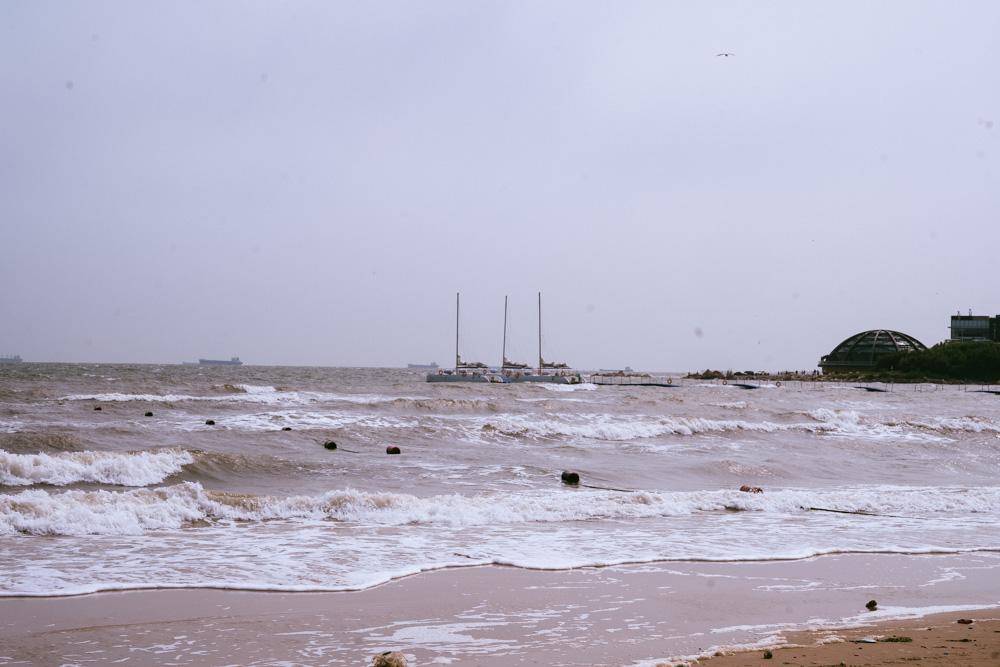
xmin=872 ymin=341 xmax=1000 ymax=382
xmin=685 ymin=342 xmax=1000 ymax=384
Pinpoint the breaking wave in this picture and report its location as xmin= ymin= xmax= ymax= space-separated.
xmin=4 ymin=482 xmax=998 ymax=536
xmin=539 ymin=382 xmax=597 ymax=392
xmin=60 ymin=385 xmax=398 ymax=407
xmin=474 ymin=409 xmax=1000 ymax=442
xmin=0 ymin=449 xmax=194 ymax=487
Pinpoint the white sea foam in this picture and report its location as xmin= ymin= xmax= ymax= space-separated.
xmin=476 ymin=408 xmax=974 ymax=442
xmin=178 ymin=411 xmax=418 ymax=432
xmin=58 ymin=386 xmax=420 ymax=408
xmin=807 ymin=409 xmax=1000 ymax=440
xmin=480 ymin=413 xmax=793 ymax=440
xmin=902 ymin=415 xmax=1000 ymax=434
xmin=0 ymin=449 xmax=194 ymax=486
xmin=539 ymin=382 xmax=597 ymax=392
xmin=3 ymin=483 xmax=998 ymax=537
xmin=0 ymin=420 xmax=23 ymax=433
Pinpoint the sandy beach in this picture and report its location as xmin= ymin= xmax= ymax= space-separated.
xmin=695 ymin=611 xmax=1000 ymax=666
xmin=2 ymin=553 xmax=999 ymax=665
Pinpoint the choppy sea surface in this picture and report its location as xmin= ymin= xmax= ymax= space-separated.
xmin=1 ymin=364 xmax=999 ymax=597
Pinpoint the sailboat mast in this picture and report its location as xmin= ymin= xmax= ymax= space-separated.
xmin=537 ymin=292 xmax=543 ymax=374
xmin=455 ymin=292 xmax=460 ymax=371
xmin=501 ymin=295 xmax=508 ymax=368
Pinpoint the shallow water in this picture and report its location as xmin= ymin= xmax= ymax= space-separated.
xmin=1 ymin=364 xmax=999 ymax=596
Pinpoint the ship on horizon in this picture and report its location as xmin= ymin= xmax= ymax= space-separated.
xmin=407 ymin=362 xmax=439 ymax=370
xmin=197 ymin=356 xmax=243 ymax=366
xmin=0 ymin=354 xmax=23 ymax=364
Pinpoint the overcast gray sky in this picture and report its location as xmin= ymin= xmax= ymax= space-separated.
xmin=1 ymin=1 xmax=997 ymax=370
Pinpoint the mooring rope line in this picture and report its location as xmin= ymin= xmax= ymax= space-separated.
xmin=806 ymin=506 xmax=923 ymax=520
xmin=579 ymin=483 xmax=639 ymax=493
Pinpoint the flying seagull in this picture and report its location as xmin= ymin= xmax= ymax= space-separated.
xmin=716 ymin=52 xmax=734 ymax=57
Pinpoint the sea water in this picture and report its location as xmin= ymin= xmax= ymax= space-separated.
xmin=1 ymin=365 xmax=999 ymax=597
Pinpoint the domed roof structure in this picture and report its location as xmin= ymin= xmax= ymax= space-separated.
xmin=819 ymin=329 xmax=927 ymax=373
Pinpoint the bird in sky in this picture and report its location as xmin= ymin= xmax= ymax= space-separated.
xmin=716 ymin=52 xmax=734 ymax=57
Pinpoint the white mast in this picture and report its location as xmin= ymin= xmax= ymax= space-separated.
xmin=455 ymin=292 xmax=460 ymax=370
xmin=537 ymin=292 xmax=543 ymax=374
xmin=501 ymin=295 xmax=508 ymax=368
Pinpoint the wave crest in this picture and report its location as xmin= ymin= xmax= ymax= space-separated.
xmin=3 ymin=483 xmax=998 ymax=536
xmin=0 ymin=449 xmax=193 ymax=487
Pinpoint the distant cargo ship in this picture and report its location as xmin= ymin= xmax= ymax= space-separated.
xmin=198 ymin=357 xmax=243 ymax=366
xmin=0 ymin=354 xmax=22 ymax=364
xmin=408 ymin=362 xmax=439 ymax=370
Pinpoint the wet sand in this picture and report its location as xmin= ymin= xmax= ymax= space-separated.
xmin=1 ymin=552 xmax=999 ymax=665
xmin=694 ymin=610 xmax=1000 ymax=666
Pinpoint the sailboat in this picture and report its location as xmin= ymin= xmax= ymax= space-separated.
xmin=504 ymin=292 xmax=582 ymax=384
xmin=426 ymin=293 xmax=502 ymax=383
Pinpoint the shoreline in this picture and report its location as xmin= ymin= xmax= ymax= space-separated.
xmin=3 ymin=552 xmax=1000 ymax=665
xmin=6 ymin=547 xmax=1000 ymax=600
xmin=687 ymin=609 xmax=1000 ymax=666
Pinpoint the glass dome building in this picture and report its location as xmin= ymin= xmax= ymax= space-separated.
xmin=819 ymin=330 xmax=927 ymax=373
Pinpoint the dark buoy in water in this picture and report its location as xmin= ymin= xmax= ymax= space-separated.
xmin=561 ymin=471 xmax=580 ymax=486
xmin=144 ymin=411 xmax=153 ymax=417
xmin=282 ymin=426 xmax=292 ymax=431
xmin=386 ymin=446 xmax=401 ymax=455
xmin=93 ymin=406 xmax=102 ymax=411
xmin=323 ymin=441 xmax=338 ymax=450
xmin=205 ymin=419 xmax=215 ymax=425
xmin=371 ymin=651 xmax=407 ymax=667
xmin=866 ymin=599 xmax=878 ymax=611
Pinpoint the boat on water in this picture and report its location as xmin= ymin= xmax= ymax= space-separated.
xmin=502 ymin=292 xmax=581 ymax=384
xmin=198 ymin=357 xmax=244 ymax=366
xmin=408 ymin=362 xmax=439 ymax=370
xmin=0 ymin=354 xmax=23 ymax=364
xmin=426 ymin=293 xmax=581 ymax=384
xmin=427 ymin=294 xmax=504 ymax=383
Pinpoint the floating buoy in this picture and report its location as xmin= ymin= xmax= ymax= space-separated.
xmin=93 ymin=406 xmax=102 ymax=411
xmin=282 ymin=426 xmax=292 ymax=431
xmin=205 ymin=419 xmax=215 ymax=425
xmin=722 ymin=379 xmax=728 ymax=385
xmin=666 ymin=377 xmax=673 ymax=385
xmin=957 ymin=618 xmax=974 ymax=625
xmin=386 ymin=446 xmax=401 ymax=455
xmin=323 ymin=440 xmax=338 ymax=450
xmin=775 ymin=381 xmax=781 ymax=387
xmin=866 ymin=599 xmax=878 ymax=611
xmin=561 ymin=471 xmax=580 ymax=485
xmin=144 ymin=411 xmax=153 ymax=417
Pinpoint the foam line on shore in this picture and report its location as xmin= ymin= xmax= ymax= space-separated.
xmin=5 ymin=553 xmax=1000 ymax=599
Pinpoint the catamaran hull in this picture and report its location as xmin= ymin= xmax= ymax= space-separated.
xmin=426 ymin=373 xmax=497 ymax=383
xmin=505 ymin=374 xmax=581 ymax=384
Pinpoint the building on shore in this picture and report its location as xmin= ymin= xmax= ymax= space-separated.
xmin=949 ymin=313 xmax=1000 ymax=342
xmin=819 ymin=329 xmax=926 ymax=374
